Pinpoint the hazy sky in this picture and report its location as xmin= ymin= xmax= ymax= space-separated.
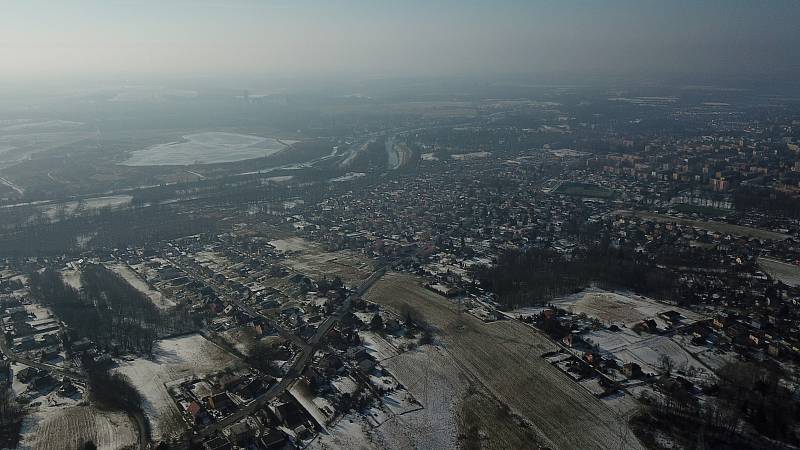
xmin=1 ymin=0 xmax=798 ymax=83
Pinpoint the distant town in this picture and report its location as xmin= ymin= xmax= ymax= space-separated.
xmin=2 ymin=81 xmax=800 ymax=450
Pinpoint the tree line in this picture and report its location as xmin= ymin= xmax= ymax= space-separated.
xmin=471 ymin=245 xmax=680 ymax=309
xmin=28 ymin=265 xmax=196 ymax=355
xmin=633 ymin=361 xmax=799 ymax=449
xmin=0 ymin=204 xmax=217 ymax=256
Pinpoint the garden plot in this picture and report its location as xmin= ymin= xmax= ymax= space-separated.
xmin=616 ymin=336 xmax=706 ymax=375
xmin=106 ymin=262 xmax=176 ymax=309
xmin=115 ymin=333 xmax=242 ymax=441
xmin=552 ymin=287 xmax=704 ymax=326
xmin=369 ymin=367 xmax=420 ymax=416
xmin=508 ymin=305 xmax=551 ymax=319
xmin=365 ymin=273 xmax=644 ymax=450
xmin=24 ymin=303 xmax=54 ymax=322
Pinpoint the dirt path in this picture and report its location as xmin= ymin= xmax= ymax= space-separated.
xmin=365 ymin=273 xmax=645 ymax=450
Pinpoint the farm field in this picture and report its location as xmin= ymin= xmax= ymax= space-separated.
xmin=550 ymin=288 xmax=705 ymax=327
xmin=312 ymin=343 xmax=532 ymax=450
xmin=758 ymin=257 xmax=800 ymax=287
xmin=269 ymin=237 xmax=373 ymax=285
xmin=122 ymin=132 xmax=288 ymax=166
xmin=115 ymin=333 xmax=242 ymax=441
xmin=365 ymin=273 xmax=644 ymax=450
xmin=19 ymin=405 xmax=138 ymax=450
xmin=616 ymin=210 xmax=789 ymax=241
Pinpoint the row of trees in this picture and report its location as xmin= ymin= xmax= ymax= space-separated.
xmin=0 ymin=204 xmax=217 ymax=256
xmin=85 ymin=359 xmax=145 ymax=417
xmin=634 ymin=361 xmax=799 ymax=449
xmin=28 ymin=265 xmax=196 ymax=355
xmin=0 ymin=389 xmax=24 ymax=449
xmin=471 ymin=245 xmax=680 ymax=308
xmin=83 ymin=357 xmax=151 ymax=443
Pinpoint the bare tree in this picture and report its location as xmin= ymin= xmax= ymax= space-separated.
xmin=658 ymin=354 xmax=674 ymax=375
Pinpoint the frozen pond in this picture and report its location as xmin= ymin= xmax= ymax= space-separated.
xmin=121 ymin=131 xmax=288 ymax=166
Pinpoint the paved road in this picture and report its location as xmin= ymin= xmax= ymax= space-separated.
xmin=196 ymin=261 xmax=394 ymax=439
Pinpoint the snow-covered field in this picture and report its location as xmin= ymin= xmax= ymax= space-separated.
xmin=552 ymin=287 xmax=704 ymax=326
xmin=107 ymin=262 xmax=176 ymax=309
xmin=374 ymin=346 xmax=460 ymax=449
xmin=269 ymin=236 xmax=316 ymax=253
xmin=359 ymin=331 xmax=401 ymax=362
xmin=60 ymin=267 xmax=82 ymax=290
xmin=122 ymin=132 xmax=287 ymax=166
xmin=41 ymin=195 xmax=132 ymax=219
xmin=450 ymin=151 xmax=491 ymax=160
xmin=19 ymin=405 xmax=138 ymax=450
xmin=329 ymin=172 xmax=366 ymax=182
xmin=14 ymin=357 xmax=138 ymax=450
xmin=269 ymin=237 xmax=372 ymax=284
xmin=584 ymin=328 xmax=708 ymax=374
xmin=312 ymin=345 xmax=462 ymax=450
xmin=219 ymin=326 xmax=259 ymax=355
xmin=759 ymin=257 xmax=800 ymax=287
xmin=420 ymin=153 xmax=439 ymax=161
xmin=366 ymin=273 xmax=644 ymax=449
xmin=289 ymin=380 xmax=333 ymax=429
xmin=115 ymin=333 xmax=242 ymax=440
xmin=309 ymin=414 xmax=380 ymax=450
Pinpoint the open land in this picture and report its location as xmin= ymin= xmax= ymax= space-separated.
xmin=19 ymin=405 xmax=139 ymax=450
xmin=758 ymin=257 xmax=800 ymax=287
xmin=269 ymin=237 xmax=373 ymax=285
xmin=364 ymin=272 xmax=644 ymax=450
xmin=115 ymin=333 xmax=242 ymax=441
xmin=550 ymin=288 xmax=705 ymax=327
